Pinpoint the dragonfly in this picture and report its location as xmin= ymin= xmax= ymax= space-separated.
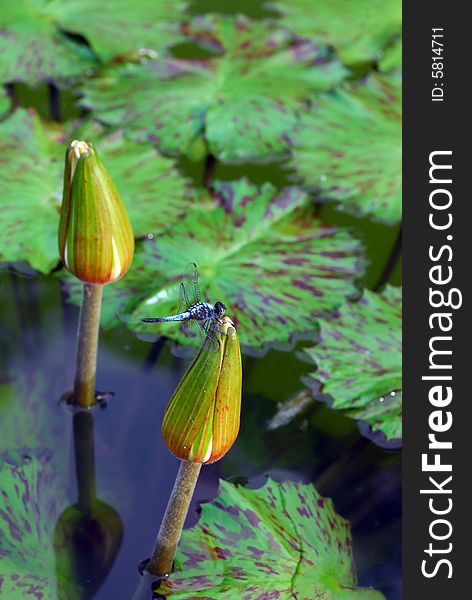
xmin=141 ymin=263 xmax=227 ymax=352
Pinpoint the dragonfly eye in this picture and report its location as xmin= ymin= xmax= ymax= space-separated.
xmin=214 ymin=301 xmax=226 ymax=316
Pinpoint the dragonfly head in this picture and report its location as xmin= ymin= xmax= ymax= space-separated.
xmin=214 ymin=301 xmax=226 ymax=317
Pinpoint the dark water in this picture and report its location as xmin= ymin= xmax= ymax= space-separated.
xmin=0 ymin=267 xmax=401 ymax=600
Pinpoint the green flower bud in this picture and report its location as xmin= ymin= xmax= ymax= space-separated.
xmin=58 ymin=140 xmax=134 ymax=284
xmin=162 ymin=317 xmax=242 ymax=464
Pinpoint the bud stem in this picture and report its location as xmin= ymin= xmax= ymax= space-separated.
xmin=74 ymin=283 xmax=103 ymax=408
xmin=147 ymin=460 xmax=202 ymax=577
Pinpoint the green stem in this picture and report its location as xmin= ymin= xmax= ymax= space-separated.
xmin=74 ymin=283 xmax=103 ymax=408
xmin=147 ymin=461 xmax=202 ymax=576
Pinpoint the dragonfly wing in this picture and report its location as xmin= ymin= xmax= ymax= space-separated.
xmin=182 ymin=262 xmax=202 ymax=306
xmin=182 ymin=318 xmax=205 ymax=345
xmin=178 ymin=282 xmax=191 ymax=314
xmin=201 ymin=319 xmax=219 ymax=353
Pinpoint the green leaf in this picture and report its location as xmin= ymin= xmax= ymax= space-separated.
xmin=0 ymin=110 xmax=63 ymax=273
xmin=0 ymin=2 xmax=95 ymax=84
xmin=304 ymin=286 xmax=402 ymax=442
xmin=379 ymin=38 xmax=402 ymax=72
xmin=63 ymin=179 xmax=363 ymax=350
xmin=347 ymin=390 xmax=402 ymax=443
xmin=291 ymin=74 xmax=402 ymax=224
xmin=50 ymin=0 xmax=185 ymax=63
xmin=0 ymin=0 xmax=186 ymax=84
xmin=158 ymin=478 xmax=385 ymax=598
xmin=81 ymin=14 xmax=347 ymax=162
xmin=0 ymin=110 xmax=188 ymax=273
xmin=0 ymin=87 xmax=10 ymax=114
xmin=0 ymin=455 xmax=79 ymax=599
xmin=266 ymin=0 xmax=402 ymax=66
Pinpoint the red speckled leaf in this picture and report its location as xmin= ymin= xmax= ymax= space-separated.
xmin=81 ymin=14 xmax=346 ymax=162
xmin=349 ymin=391 xmax=402 ymax=446
xmin=52 ymin=0 xmax=185 ymax=63
xmin=157 ymin=478 xmax=385 ymax=598
xmin=265 ymin=0 xmax=401 ymax=67
xmin=291 ymin=74 xmax=402 ymax=224
xmin=62 ymin=179 xmax=363 ymax=351
xmin=0 ymin=0 xmax=184 ymax=84
xmin=0 ymin=1 xmax=95 ymax=84
xmin=0 ymin=454 xmax=79 ymax=599
xmin=0 ymin=110 xmax=64 ymax=273
xmin=304 ymin=286 xmax=402 ymax=443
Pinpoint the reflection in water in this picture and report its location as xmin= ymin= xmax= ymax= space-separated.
xmin=54 ymin=410 xmax=123 ymax=599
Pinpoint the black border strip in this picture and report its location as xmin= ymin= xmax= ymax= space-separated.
xmin=404 ymin=2 xmax=469 ymax=596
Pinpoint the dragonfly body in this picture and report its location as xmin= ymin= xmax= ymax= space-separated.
xmin=141 ymin=263 xmax=227 ymax=352
xmin=142 ymin=301 xmax=222 ymax=324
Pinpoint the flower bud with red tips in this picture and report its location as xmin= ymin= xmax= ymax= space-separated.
xmin=58 ymin=140 xmax=134 ymax=284
xmin=162 ymin=317 xmax=242 ymax=464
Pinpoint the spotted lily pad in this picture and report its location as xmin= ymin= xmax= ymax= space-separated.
xmin=80 ymin=14 xmax=346 ymax=162
xmin=62 ymin=179 xmax=363 ymax=350
xmin=304 ymin=286 xmax=402 ymax=442
xmin=158 ymin=478 xmax=385 ymax=598
xmin=0 ymin=110 xmax=188 ymax=273
xmin=49 ymin=0 xmax=185 ymax=63
xmin=348 ymin=390 xmax=402 ymax=443
xmin=0 ymin=0 xmax=185 ymax=84
xmin=0 ymin=454 xmax=78 ymax=599
xmin=0 ymin=110 xmax=63 ymax=273
xmin=266 ymin=0 xmax=402 ymax=66
xmin=0 ymin=2 xmax=95 ymax=84
xmin=291 ymin=74 xmax=402 ymax=224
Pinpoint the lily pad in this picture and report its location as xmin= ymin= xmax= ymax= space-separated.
xmin=51 ymin=0 xmax=185 ymax=63
xmin=291 ymin=74 xmax=402 ymax=224
xmin=62 ymin=179 xmax=363 ymax=350
xmin=0 ymin=110 xmax=63 ymax=273
xmin=80 ymin=14 xmax=347 ymax=162
xmin=0 ymin=87 xmax=10 ymax=115
xmin=0 ymin=2 xmax=95 ymax=84
xmin=266 ymin=0 xmax=402 ymax=66
xmin=0 ymin=110 xmax=188 ymax=274
xmin=348 ymin=390 xmax=402 ymax=444
xmin=379 ymin=38 xmax=402 ymax=72
xmin=158 ymin=478 xmax=385 ymax=598
xmin=0 ymin=0 xmax=185 ymax=84
xmin=0 ymin=454 xmax=78 ymax=599
xmin=303 ymin=286 xmax=402 ymax=442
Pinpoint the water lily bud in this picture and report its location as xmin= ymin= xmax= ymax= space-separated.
xmin=58 ymin=140 xmax=134 ymax=284
xmin=162 ymin=317 xmax=242 ymax=464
